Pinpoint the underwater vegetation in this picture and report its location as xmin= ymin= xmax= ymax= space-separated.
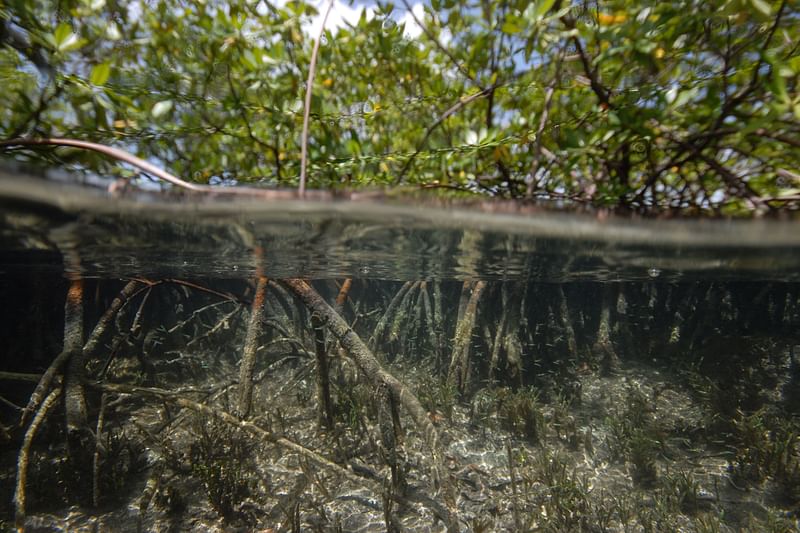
xmin=1 ymin=276 xmax=799 ymax=531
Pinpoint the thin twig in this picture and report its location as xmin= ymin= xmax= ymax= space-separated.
xmin=0 ymin=138 xmax=205 ymax=191
xmin=167 ymin=300 xmax=237 ymax=334
xmin=92 ymin=393 xmax=109 ymax=508
xmin=527 ymin=50 xmax=566 ymax=197
xmin=0 ymin=372 xmax=42 ymax=383
xmin=185 ymin=307 xmax=242 ymax=348
xmin=90 ymin=382 xmax=368 ymax=486
xmin=0 ymin=138 xmax=321 ymax=200
xmin=396 ymin=86 xmax=494 ymax=185
xmin=299 ymin=0 xmax=335 ymax=196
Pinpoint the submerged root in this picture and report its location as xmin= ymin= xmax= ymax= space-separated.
xmin=488 ymin=285 xmax=509 ymax=385
xmin=388 ymin=281 xmax=420 ymax=343
xmin=369 ymin=281 xmax=413 ymax=349
xmin=63 ymin=279 xmax=86 ymax=440
xmin=283 ymin=279 xmax=459 ymax=532
xmin=447 ymin=280 xmax=487 ymax=395
xmin=419 ymin=282 xmax=439 ymax=357
xmin=312 ymin=312 xmax=334 ymax=428
xmin=236 ymin=276 xmax=269 ymax=418
xmin=21 ymin=280 xmax=140 ymax=429
xmin=594 ymin=286 xmax=619 ymax=374
xmin=15 ymin=387 xmax=62 ymax=532
xmin=91 ymin=381 xmax=459 ymax=527
xmin=334 ymin=278 xmax=353 ymax=313
xmin=93 ymin=382 xmax=369 ymax=487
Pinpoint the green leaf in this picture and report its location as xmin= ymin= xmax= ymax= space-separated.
xmin=62 ymin=37 xmax=87 ymax=52
xmin=105 ymin=22 xmax=122 ymax=41
xmin=778 ymin=188 xmax=800 ymax=198
xmin=105 ymin=90 xmax=134 ymax=108
xmin=90 ymin=63 xmax=111 ymax=86
xmin=535 ymin=0 xmax=557 ymax=19
xmin=151 ymin=100 xmax=173 ymax=118
xmin=673 ymin=88 xmax=696 ymax=108
xmin=768 ymin=68 xmax=790 ymax=105
xmin=501 ymin=20 xmax=522 ymax=34
xmin=789 ymin=56 xmax=800 ymax=75
xmin=53 ymin=23 xmax=72 ymax=47
xmin=635 ymin=40 xmax=656 ymax=54
xmin=749 ymin=0 xmax=772 ymax=18
xmin=94 ymin=92 xmax=114 ymax=111
xmin=53 ymin=23 xmax=80 ymax=52
xmin=241 ymin=49 xmax=258 ymax=70
xmin=665 ymin=86 xmax=678 ymax=104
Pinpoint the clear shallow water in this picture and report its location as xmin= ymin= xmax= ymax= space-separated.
xmin=1 ymin=167 xmax=799 ymax=532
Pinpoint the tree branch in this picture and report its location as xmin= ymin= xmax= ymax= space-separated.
xmin=299 ymin=0 xmax=334 ymax=196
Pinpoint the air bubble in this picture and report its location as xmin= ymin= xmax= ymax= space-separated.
xmin=648 ymin=267 xmax=661 ymax=278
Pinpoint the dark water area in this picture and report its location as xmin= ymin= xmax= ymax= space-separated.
xmin=1 ymin=170 xmax=799 ymax=532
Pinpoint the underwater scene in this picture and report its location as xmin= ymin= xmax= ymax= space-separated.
xmin=1 ymin=173 xmax=799 ymax=532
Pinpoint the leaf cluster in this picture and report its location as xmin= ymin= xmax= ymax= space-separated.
xmin=1 ymin=0 xmax=798 ymax=214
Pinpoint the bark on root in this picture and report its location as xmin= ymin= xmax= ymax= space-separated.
xmin=63 ymin=279 xmax=86 ymax=439
xmin=369 ymin=281 xmax=413 ymax=349
xmin=312 ymin=312 xmax=334 ymax=428
xmin=334 ymin=278 xmax=353 ymax=313
xmin=15 ymin=387 xmax=61 ymax=532
xmin=447 ymin=280 xmax=487 ymax=394
xmin=237 ymin=276 xmax=269 ymax=418
xmin=21 ymin=280 xmax=140 ymax=429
